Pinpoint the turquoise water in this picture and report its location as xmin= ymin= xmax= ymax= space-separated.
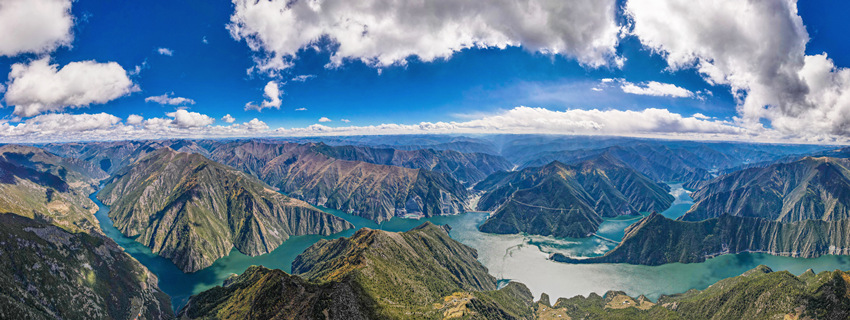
xmin=90 ymin=194 xmax=473 ymax=310
xmin=93 ymin=183 xmax=850 ymax=311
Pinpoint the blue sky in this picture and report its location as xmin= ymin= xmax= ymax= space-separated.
xmin=1 ymin=0 xmax=849 ymax=143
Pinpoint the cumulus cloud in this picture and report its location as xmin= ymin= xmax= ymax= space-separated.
xmin=341 ymin=119 xmax=351 ymax=123
xmin=165 ymin=109 xmax=215 ymax=128
xmin=295 ymin=107 xmax=307 ymax=111
xmin=626 ymin=0 xmax=850 ymax=137
xmin=4 ymin=58 xmax=138 ymax=117
xmin=0 ymin=0 xmax=73 ymax=57
xmin=222 ymin=114 xmax=236 ymax=123
xmin=245 ymin=81 xmax=282 ymax=111
xmin=228 ymin=0 xmax=622 ymax=74
xmin=620 ymin=81 xmax=694 ymax=98
xmin=126 ymin=114 xmax=144 ymax=125
xmin=318 ymin=117 xmax=332 ymax=123
xmin=233 ymin=118 xmax=269 ymax=131
xmin=145 ymin=93 xmax=195 ymax=105
xmin=157 ymin=47 xmax=174 ymax=56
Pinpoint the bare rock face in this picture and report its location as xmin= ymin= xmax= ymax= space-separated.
xmin=204 ymin=141 xmax=472 ymax=223
xmin=98 ymin=147 xmax=353 ymax=273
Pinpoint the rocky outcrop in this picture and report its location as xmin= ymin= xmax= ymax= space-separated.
xmin=682 ymin=157 xmax=850 ymax=222
xmin=179 ymin=223 xmax=534 ymax=319
xmin=204 ymin=141 xmax=471 ymax=223
xmin=476 ymin=156 xmax=673 ymax=238
xmin=553 ymin=213 xmax=850 ymax=265
xmin=0 ymin=213 xmax=173 ymax=320
xmin=98 ymin=147 xmax=353 ymax=272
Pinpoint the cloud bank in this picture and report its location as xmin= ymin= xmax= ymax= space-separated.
xmin=228 ymin=0 xmax=622 ymax=74
xmin=2 ymin=106 xmax=825 ymax=144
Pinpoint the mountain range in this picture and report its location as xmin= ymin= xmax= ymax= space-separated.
xmin=97 ymin=147 xmax=353 ymax=272
xmin=475 ymin=156 xmax=673 ymax=238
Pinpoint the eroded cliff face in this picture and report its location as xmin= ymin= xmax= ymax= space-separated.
xmin=204 ymin=141 xmax=471 ymax=223
xmin=553 ymin=213 xmax=850 ymax=265
xmin=98 ymin=147 xmax=353 ymax=272
xmin=178 ymin=223 xmax=534 ymax=320
xmin=683 ymin=157 xmax=850 ymax=222
xmin=476 ymin=155 xmax=673 ymax=238
xmin=0 ymin=213 xmax=173 ymax=320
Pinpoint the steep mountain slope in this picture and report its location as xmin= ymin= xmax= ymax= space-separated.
xmin=0 ymin=145 xmax=102 ymax=233
xmin=204 ymin=141 xmax=471 ymax=223
xmin=42 ymin=139 xmax=207 ymax=175
xmin=0 ymin=213 xmax=173 ymax=320
xmin=476 ymin=156 xmax=673 ymax=238
xmin=523 ymin=144 xmax=715 ymax=183
xmin=98 ymin=147 xmax=353 ymax=272
xmin=552 ymin=213 xmax=850 ymax=265
xmin=311 ymin=143 xmax=512 ymax=186
xmin=178 ymin=223 xmax=534 ymax=319
xmin=535 ymin=265 xmax=850 ymax=320
xmin=682 ymin=157 xmax=850 ymax=222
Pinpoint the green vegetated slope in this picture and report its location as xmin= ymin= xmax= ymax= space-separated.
xmin=178 ymin=222 xmax=535 ymax=319
xmin=0 ymin=145 xmax=103 ymax=233
xmin=98 ymin=147 xmax=353 ymax=272
xmin=204 ymin=141 xmax=472 ymax=223
xmin=0 ymin=213 xmax=173 ymax=320
xmin=535 ymin=265 xmax=850 ymax=320
xmin=552 ymin=213 xmax=850 ymax=265
xmin=683 ymin=157 xmax=850 ymax=222
xmin=475 ymin=155 xmax=673 ymax=238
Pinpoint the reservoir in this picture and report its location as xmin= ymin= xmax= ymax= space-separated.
xmin=92 ymin=183 xmax=850 ymax=310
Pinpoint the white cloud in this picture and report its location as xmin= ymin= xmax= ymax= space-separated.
xmin=590 ymin=87 xmax=602 ymax=92
xmin=0 ymin=113 xmax=121 ymax=137
xmin=245 ymin=81 xmax=282 ymax=111
xmin=157 ymin=47 xmax=174 ymax=56
xmin=4 ymin=58 xmax=139 ymax=117
xmin=145 ymin=93 xmax=195 ymax=105
xmin=233 ymin=118 xmax=269 ymax=131
xmin=625 ymin=0 xmax=850 ymax=137
xmin=291 ymin=75 xmax=315 ymax=82
xmin=165 ymin=109 xmax=215 ymax=128
xmin=0 ymin=0 xmax=73 ymax=57
xmin=295 ymin=107 xmax=307 ymax=111
xmin=222 ymin=114 xmax=236 ymax=123
xmin=341 ymin=119 xmax=351 ymax=123
xmin=228 ymin=0 xmax=622 ymax=74
xmin=2 ymin=106 xmax=849 ymax=144
xmin=620 ymin=81 xmax=694 ymax=98
xmin=318 ymin=117 xmax=332 ymax=123
xmin=202 ymin=36 xmax=208 ymax=44
xmin=126 ymin=114 xmax=144 ymax=125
